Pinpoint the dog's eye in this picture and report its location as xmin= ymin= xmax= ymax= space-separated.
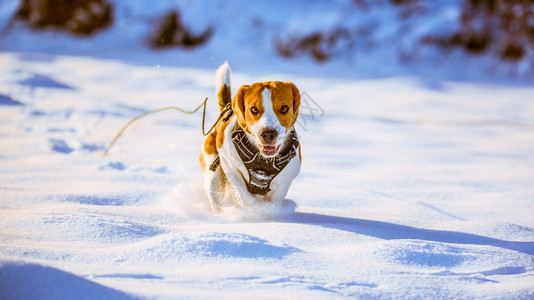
xmin=280 ymin=105 xmax=289 ymax=114
xmin=250 ymin=106 xmax=259 ymax=114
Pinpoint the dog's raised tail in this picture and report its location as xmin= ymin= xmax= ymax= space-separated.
xmin=215 ymin=62 xmax=231 ymax=112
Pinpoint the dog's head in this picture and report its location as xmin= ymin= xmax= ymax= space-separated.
xmin=232 ymin=81 xmax=300 ymax=157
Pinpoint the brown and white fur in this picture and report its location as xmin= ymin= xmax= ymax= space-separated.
xmin=199 ymin=62 xmax=301 ymax=212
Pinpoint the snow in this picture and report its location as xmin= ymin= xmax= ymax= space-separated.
xmin=1 ymin=0 xmax=534 ymax=298
xmin=1 ymin=51 xmax=533 ymax=299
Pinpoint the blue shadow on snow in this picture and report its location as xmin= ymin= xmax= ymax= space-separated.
xmin=18 ymin=73 xmax=75 ymax=90
xmin=0 ymin=262 xmax=138 ymax=300
xmin=282 ymin=212 xmax=534 ymax=256
xmin=0 ymin=94 xmax=23 ymax=106
xmin=191 ymin=233 xmax=300 ymax=259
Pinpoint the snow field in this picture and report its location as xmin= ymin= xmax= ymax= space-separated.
xmin=1 ymin=52 xmax=534 ymax=299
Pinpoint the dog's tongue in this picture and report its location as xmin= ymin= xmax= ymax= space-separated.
xmin=262 ymin=145 xmax=280 ymax=155
xmin=263 ymin=145 xmax=277 ymax=151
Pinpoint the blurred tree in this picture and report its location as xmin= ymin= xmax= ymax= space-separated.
xmin=275 ymin=28 xmax=353 ymax=63
xmin=14 ymin=0 xmax=113 ymax=36
xmin=148 ymin=10 xmax=212 ymax=49
xmin=424 ymin=0 xmax=534 ymax=62
xmin=277 ymin=0 xmax=533 ymax=71
xmin=275 ymin=0 xmax=422 ymax=63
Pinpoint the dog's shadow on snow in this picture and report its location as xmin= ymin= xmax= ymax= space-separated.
xmin=281 ymin=212 xmax=534 ymax=256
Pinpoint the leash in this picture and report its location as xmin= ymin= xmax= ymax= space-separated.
xmin=102 ymin=98 xmax=233 ymax=157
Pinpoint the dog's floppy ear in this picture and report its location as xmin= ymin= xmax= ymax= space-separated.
xmin=232 ymin=84 xmax=249 ymax=130
xmin=285 ymin=81 xmax=300 ymax=120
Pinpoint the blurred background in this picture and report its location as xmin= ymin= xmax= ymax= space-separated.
xmin=1 ymin=0 xmax=533 ymax=82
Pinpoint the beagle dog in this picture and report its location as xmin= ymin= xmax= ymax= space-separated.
xmin=199 ymin=62 xmax=301 ymax=212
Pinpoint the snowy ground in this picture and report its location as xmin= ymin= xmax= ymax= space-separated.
xmin=1 ymin=51 xmax=533 ymax=299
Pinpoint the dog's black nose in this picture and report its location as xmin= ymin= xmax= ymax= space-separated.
xmin=260 ymin=128 xmax=278 ymax=144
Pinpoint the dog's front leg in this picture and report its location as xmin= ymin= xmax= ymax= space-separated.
xmin=223 ymin=168 xmax=255 ymax=207
xmin=203 ymin=165 xmax=226 ymax=212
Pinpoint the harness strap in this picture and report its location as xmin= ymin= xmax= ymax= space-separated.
xmin=209 ymin=122 xmax=299 ymax=195
xmin=209 ymin=156 xmax=220 ymax=172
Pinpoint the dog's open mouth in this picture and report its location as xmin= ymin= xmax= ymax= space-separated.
xmin=260 ymin=144 xmax=281 ymax=157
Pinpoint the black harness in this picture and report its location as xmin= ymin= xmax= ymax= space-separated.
xmin=209 ymin=122 xmax=299 ymax=195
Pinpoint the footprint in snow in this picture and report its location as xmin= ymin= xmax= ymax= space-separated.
xmin=17 ymin=73 xmax=74 ymax=90
xmin=101 ymin=161 xmax=127 ymax=171
xmin=0 ymin=94 xmax=23 ymax=106
xmin=80 ymin=143 xmax=100 ymax=152
xmin=49 ymin=139 xmax=102 ymax=154
xmin=49 ymin=139 xmax=74 ymax=154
